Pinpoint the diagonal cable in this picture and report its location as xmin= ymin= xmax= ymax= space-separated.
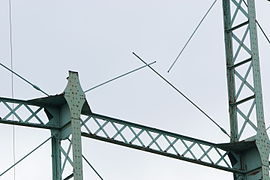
xmin=84 ymin=61 xmax=156 ymax=93
xmin=67 ymin=138 xmax=104 ymax=180
xmin=242 ymin=0 xmax=270 ymax=45
xmin=133 ymin=52 xmax=230 ymax=138
xmin=0 ymin=137 xmax=51 ymax=177
xmin=167 ymin=0 xmax=218 ymax=73
xmin=256 ymin=20 xmax=270 ymax=45
xmin=0 ymin=62 xmax=49 ymax=96
xmin=82 ymin=156 xmax=104 ymax=180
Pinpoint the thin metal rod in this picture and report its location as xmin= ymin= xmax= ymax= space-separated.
xmin=82 ymin=155 xmax=104 ymax=180
xmin=0 ymin=137 xmax=51 ymax=177
xmin=63 ymin=173 xmax=74 ymax=180
xmin=167 ymin=0 xmax=218 ymax=73
xmin=133 ymin=52 xmax=230 ymax=138
xmin=0 ymin=62 xmax=49 ymax=96
xmin=84 ymin=61 xmax=156 ymax=93
xmin=256 ymin=20 xmax=270 ymax=45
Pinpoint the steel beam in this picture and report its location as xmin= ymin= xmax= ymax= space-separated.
xmin=51 ymin=135 xmax=62 ymax=180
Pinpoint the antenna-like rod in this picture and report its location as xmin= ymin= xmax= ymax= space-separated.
xmin=84 ymin=61 xmax=156 ymax=93
xmin=133 ymin=52 xmax=230 ymax=138
xmin=0 ymin=62 xmax=49 ymax=96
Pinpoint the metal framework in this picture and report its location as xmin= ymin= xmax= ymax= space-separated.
xmin=81 ymin=113 xmax=237 ymax=173
xmin=0 ymin=72 xmax=89 ymax=179
xmin=0 ymin=0 xmax=269 ymax=179
xmin=223 ymin=0 xmax=270 ymax=179
xmin=0 ymin=72 xmax=241 ymax=178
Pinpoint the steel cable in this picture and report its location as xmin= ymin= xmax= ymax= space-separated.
xmin=167 ymin=0 xmax=218 ymax=73
xmin=7 ymin=0 xmax=16 ymax=179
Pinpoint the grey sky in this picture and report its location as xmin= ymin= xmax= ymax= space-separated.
xmin=0 ymin=0 xmax=270 ymax=179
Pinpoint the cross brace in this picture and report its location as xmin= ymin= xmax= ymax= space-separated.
xmin=0 ymin=0 xmax=269 ymax=179
xmin=0 ymin=71 xmax=267 ymax=179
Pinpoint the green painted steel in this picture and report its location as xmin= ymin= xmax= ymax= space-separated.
xmin=0 ymin=1 xmax=270 ymax=178
xmin=222 ymin=0 xmax=238 ymax=142
xmin=222 ymin=0 xmax=270 ymax=179
xmin=49 ymin=71 xmax=86 ymax=180
xmin=0 ymin=68 xmax=269 ymax=179
xmin=0 ymin=72 xmax=88 ymax=180
xmin=0 ymin=94 xmax=243 ymax=174
xmin=0 ymin=97 xmax=50 ymax=126
xmin=64 ymin=72 xmax=85 ymax=180
xmin=81 ymin=113 xmax=242 ymax=173
xmin=248 ymin=1 xmax=270 ymax=178
xmin=51 ymin=136 xmax=62 ymax=180
xmin=0 ymin=72 xmax=87 ymax=180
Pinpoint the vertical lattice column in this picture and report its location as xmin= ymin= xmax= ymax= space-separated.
xmin=222 ymin=0 xmax=270 ymax=179
xmin=222 ymin=0 xmax=269 ymax=145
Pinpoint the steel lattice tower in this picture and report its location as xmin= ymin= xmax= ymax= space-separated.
xmin=0 ymin=0 xmax=269 ymax=179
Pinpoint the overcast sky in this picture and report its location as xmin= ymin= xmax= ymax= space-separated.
xmin=1 ymin=0 xmax=270 ymax=179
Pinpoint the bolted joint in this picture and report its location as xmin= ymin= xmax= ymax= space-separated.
xmin=64 ymin=71 xmax=86 ymax=119
xmin=63 ymin=71 xmax=85 ymax=180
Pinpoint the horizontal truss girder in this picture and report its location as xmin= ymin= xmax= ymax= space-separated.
xmin=0 ymin=97 xmax=51 ymax=128
xmin=81 ymin=113 xmax=243 ymax=174
xmin=0 ymin=98 xmax=243 ymax=174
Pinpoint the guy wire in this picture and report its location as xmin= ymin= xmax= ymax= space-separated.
xmin=8 ymin=0 xmax=16 ymax=179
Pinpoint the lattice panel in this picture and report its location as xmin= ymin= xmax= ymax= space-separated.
xmin=81 ymin=114 xmax=235 ymax=172
xmin=0 ymin=98 xmax=49 ymax=125
xmin=224 ymin=0 xmax=261 ymax=141
xmin=60 ymin=138 xmax=74 ymax=179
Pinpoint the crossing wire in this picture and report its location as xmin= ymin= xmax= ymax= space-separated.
xmin=84 ymin=61 xmax=156 ymax=93
xmin=133 ymin=52 xmax=230 ymax=138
